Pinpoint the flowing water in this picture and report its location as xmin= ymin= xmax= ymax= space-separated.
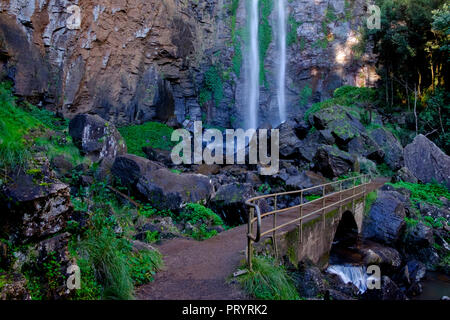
xmin=276 ymin=0 xmax=287 ymax=123
xmin=327 ymin=265 xmax=370 ymax=294
xmin=248 ymin=0 xmax=260 ymax=130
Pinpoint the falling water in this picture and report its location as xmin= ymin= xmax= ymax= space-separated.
xmin=327 ymin=265 xmax=370 ymax=294
xmin=248 ymin=0 xmax=260 ymax=129
xmin=276 ymin=0 xmax=287 ymax=123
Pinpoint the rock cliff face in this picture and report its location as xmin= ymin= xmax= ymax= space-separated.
xmin=0 ymin=0 xmax=377 ymax=128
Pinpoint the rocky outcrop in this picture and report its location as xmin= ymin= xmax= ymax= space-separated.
xmin=112 ymin=154 xmax=213 ymax=210
xmin=0 ymin=0 xmax=377 ymax=128
xmin=392 ymin=167 xmax=418 ymax=184
xmin=136 ymin=169 xmax=214 ymax=211
xmin=313 ymin=145 xmax=356 ymax=178
xmin=404 ymin=134 xmax=450 ymax=188
xmin=209 ymin=183 xmax=255 ymax=226
xmin=362 ymin=190 xmax=406 ymax=246
xmin=0 ymin=164 xmax=72 ymax=243
xmin=369 ymin=128 xmax=404 ymax=171
xmin=69 ymin=114 xmax=126 ymax=162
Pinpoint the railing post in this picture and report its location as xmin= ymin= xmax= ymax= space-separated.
xmin=352 ymin=177 xmax=356 ymax=212
xmin=299 ymin=191 xmax=303 ymax=243
xmin=273 ymin=196 xmax=278 ymax=258
xmin=339 ymin=180 xmax=343 ymax=216
xmin=247 ymin=206 xmax=254 ymax=272
xmin=322 ymin=185 xmax=326 ymax=229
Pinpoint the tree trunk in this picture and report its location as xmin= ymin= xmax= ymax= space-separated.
xmin=414 ymin=85 xmax=418 ymax=136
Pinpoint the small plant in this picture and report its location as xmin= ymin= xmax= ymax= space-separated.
xmin=237 ymin=255 xmax=299 ymax=300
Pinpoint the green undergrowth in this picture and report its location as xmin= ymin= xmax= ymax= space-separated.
xmin=68 ymin=181 xmax=164 ymax=300
xmin=0 ymin=82 xmax=86 ymax=173
xmin=304 ymin=86 xmax=377 ymax=121
xmin=364 ymin=191 xmax=378 ymax=214
xmin=388 ymin=181 xmax=450 ymax=207
xmin=237 ymin=255 xmax=300 ymax=300
xmin=177 ymin=203 xmax=226 ymax=240
xmin=118 ymin=121 xmax=175 ymax=157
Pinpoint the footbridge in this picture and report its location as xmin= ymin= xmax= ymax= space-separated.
xmin=245 ymin=175 xmax=387 ymax=270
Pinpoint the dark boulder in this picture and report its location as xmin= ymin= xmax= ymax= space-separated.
xmin=284 ymin=170 xmax=327 ymax=191
xmin=277 ymin=120 xmax=303 ymax=158
xmin=292 ymin=264 xmax=328 ymax=299
xmin=142 ymin=146 xmax=173 ymax=166
xmin=404 ymin=134 xmax=450 ymax=188
xmin=69 ymin=114 xmax=127 ymax=162
xmin=369 ymin=128 xmax=404 ymax=171
xmin=392 ymin=167 xmax=418 ymax=184
xmin=136 ymin=169 xmax=214 ymax=211
xmin=209 ymin=183 xmax=255 ymax=226
xmin=362 ymin=190 xmax=406 ymax=246
xmin=0 ymin=167 xmax=72 ymax=243
xmin=313 ymin=145 xmax=356 ymax=178
xmin=111 ymin=154 xmax=163 ymax=186
xmin=362 ymin=276 xmax=407 ymax=300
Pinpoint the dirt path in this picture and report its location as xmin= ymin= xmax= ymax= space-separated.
xmin=136 ymin=178 xmax=388 ymax=300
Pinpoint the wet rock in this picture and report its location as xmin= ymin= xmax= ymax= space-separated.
xmin=210 ymin=183 xmax=255 ymax=226
xmin=361 ymin=243 xmax=402 ymax=269
xmin=362 ymin=276 xmax=407 ymax=300
xmin=404 ymin=260 xmax=426 ymax=284
xmin=325 ymin=289 xmax=356 ymax=300
xmin=405 ymin=222 xmax=434 ymax=247
xmin=94 ymin=157 xmax=116 ymax=183
xmin=136 ymin=169 xmax=214 ymax=211
xmin=369 ymin=128 xmax=404 ymax=171
xmin=69 ymin=114 xmax=126 ymax=162
xmin=404 ymin=134 xmax=450 ymax=188
xmin=313 ymin=145 xmax=356 ymax=178
xmin=293 ymin=265 xmax=328 ymax=298
xmin=362 ymin=190 xmax=406 ymax=246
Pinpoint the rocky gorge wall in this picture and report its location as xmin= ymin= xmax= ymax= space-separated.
xmin=0 ymin=0 xmax=378 ymax=128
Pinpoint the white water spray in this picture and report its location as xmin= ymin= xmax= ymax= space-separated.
xmin=276 ymin=0 xmax=287 ymax=123
xmin=248 ymin=0 xmax=260 ymax=129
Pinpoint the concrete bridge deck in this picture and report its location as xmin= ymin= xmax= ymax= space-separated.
xmin=137 ymin=177 xmax=388 ymax=300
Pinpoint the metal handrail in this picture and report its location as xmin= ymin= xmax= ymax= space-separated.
xmin=244 ymin=174 xmax=372 ymax=271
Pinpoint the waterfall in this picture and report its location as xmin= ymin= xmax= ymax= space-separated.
xmin=327 ymin=265 xmax=370 ymax=294
xmin=248 ymin=0 xmax=260 ymax=129
xmin=276 ymin=0 xmax=287 ymax=123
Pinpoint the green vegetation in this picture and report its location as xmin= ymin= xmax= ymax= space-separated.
xmin=68 ymin=181 xmax=164 ymax=300
xmin=388 ymin=181 xmax=450 ymax=207
xmin=259 ymin=0 xmax=273 ymax=85
xmin=198 ymin=65 xmax=224 ymax=107
xmin=364 ymin=191 xmax=378 ymax=214
xmin=0 ymin=82 xmax=87 ymax=173
xmin=257 ymin=183 xmax=272 ymax=194
xmin=118 ymin=121 xmax=175 ymax=157
xmin=299 ymin=85 xmax=313 ymax=107
xmin=237 ymin=255 xmax=299 ymax=300
xmin=177 ymin=203 xmax=225 ymax=240
xmin=0 ymin=82 xmax=41 ymax=170
xmin=229 ymin=0 xmax=243 ymax=77
xmin=304 ymin=86 xmax=377 ymax=121
xmin=287 ymin=15 xmax=302 ymax=46
xmin=370 ymin=0 xmax=449 ymax=153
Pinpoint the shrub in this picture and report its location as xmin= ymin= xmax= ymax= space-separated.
xmin=237 ymin=255 xmax=299 ymax=300
xmin=388 ymin=181 xmax=450 ymax=207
